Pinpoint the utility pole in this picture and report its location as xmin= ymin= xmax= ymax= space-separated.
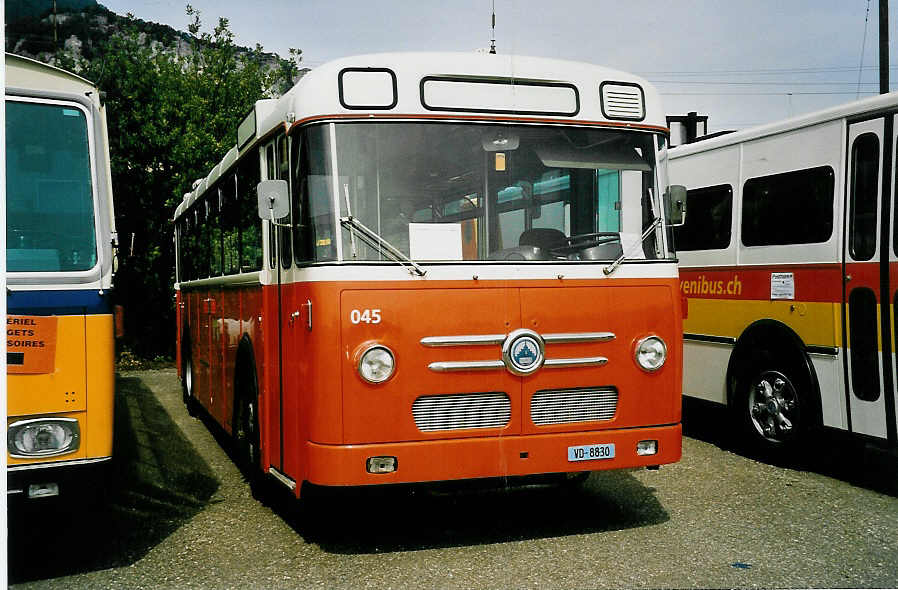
xmin=880 ymin=0 xmax=889 ymax=94
xmin=52 ymin=0 xmax=58 ymax=44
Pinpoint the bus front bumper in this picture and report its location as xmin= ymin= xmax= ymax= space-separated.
xmin=7 ymin=457 xmax=111 ymax=501
xmin=304 ymin=423 xmax=681 ymax=487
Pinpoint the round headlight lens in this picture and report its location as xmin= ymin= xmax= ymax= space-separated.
xmin=358 ymin=345 xmax=395 ymax=384
xmin=635 ymin=336 xmax=667 ymax=372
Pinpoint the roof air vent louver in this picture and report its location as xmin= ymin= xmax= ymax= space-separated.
xmin=600 ymin=82 xmax=645 ymax=121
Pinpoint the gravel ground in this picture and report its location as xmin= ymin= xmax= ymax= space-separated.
xmin=8 ymin=368 xmax=898 ymax=589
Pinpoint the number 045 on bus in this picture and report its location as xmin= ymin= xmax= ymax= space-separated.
xmin=174 ymin=52 xmax=686 ymax=498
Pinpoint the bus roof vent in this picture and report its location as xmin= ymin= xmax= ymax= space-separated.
xmin=600 ymin=82 xmax=645 ymax=121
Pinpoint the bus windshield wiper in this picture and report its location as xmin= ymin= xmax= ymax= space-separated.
xmin=603 ymin=216 xmax=661 ymax=276
xmin=339 ymin=216 xmax=427 ymax=277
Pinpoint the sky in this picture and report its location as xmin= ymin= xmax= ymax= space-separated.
xmin=98 ymin=0 xmax=897 ymax=133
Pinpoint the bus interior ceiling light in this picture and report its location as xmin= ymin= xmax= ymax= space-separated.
xmin=635 ymin=336 xmax=667 ymax=372
xmin=8 ymin=418 xmax=80 ymax=457
xmin=358 ymin=345 xmax=396 ymax=384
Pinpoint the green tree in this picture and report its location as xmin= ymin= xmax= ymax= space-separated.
xmin=57 ymin=7 xmax=300 ymax=358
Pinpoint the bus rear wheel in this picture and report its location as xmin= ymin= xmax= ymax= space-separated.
xmin=234 ymin=371 xmax=261 ymax=482
xmin=734 ymin=361 xmax=812 ymax=458
xmin=182 ymin=353 xmax=198 ymax=417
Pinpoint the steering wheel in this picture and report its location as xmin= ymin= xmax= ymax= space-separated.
xmin=549 ymin=232 xmax=620 ymax=256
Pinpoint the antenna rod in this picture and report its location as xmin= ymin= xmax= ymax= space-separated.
xmin=489 ymin=0 xmax=496 ymax=54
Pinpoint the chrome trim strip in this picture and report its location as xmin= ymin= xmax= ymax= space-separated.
xmin=427 ymin=360 xmax=506 ymax=372
xmin=683 ymin=332 xmax=737 ymax=346
xmin=268 ymin=466 xmax=297 ymax=490
xmin=421 ymin=334 xmax=506 ymax=347
xmin=542 ymin=332 xmax=616 ymax=343
xmin=6 ymin=456 xmax=111 ymax=472
xmin=806 ymin=345 xmax=839 ymax=357
xmin=543 ymin=356 xmax=608 ymax=368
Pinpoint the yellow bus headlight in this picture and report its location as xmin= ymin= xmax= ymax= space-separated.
xmin=7 ymin=418 xmax=80 ymax=458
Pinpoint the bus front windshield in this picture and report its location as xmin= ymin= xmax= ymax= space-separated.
xmin=301 ymin=122 xmax=672 ymax=263
xmin=6 ymin=100 xmax=97 ymax=272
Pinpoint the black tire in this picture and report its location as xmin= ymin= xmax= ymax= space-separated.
xmin=233 ymin=364 xmax=261 ymax=483
xmin=733 ymin=354 xmax=816 ymax=458
xmin=182 ymin=351 xmax=199 ymax=417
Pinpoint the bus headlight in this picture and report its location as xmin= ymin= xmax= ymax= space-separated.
xmin=635 ymin=336 xmax=667 ymax=372
xmin=7 ymin=418 xmax=80 ymax=458
xmin=357 ymin=345 xmax=395 ymax=384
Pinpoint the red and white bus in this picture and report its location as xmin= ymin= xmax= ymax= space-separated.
xmin=173 ymin=52 xmax=684 ymax=497
xmin=670 ymin=92 xmax=898 ymax=455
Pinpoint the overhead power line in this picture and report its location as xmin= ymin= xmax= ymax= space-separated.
xmin=661 ymin=91 xmax=879 ymax=96
xmin=639 ymin=65 xmax=898 ymax=76
xmin=652 ymin=80 xmax=882 ymax=86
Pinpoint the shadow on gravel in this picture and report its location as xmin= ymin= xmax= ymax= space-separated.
xmin=262 ymin=469 xmax=668 ymax=555
xmin=683 ymin=396 xmax=898 ymax=498
xmin=8 ymin=375 xmax=219 ymax=585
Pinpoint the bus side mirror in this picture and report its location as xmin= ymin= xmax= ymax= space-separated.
xmin=257 ymin=180 xmax=289 ymax=221
xmin=667 ymin=185 xmax=687 ymax=227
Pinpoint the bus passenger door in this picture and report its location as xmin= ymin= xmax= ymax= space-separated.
xmin=843 ymin=117 xmax=893 ymax=440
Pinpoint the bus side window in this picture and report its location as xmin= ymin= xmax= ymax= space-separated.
xmin=277 ymin=134 xmax=292 ymax=268
xmin=291 ymin=129 xmax=309 ymax=263
xmin=222 ymin=178 xmax=240 ymax=275
xmin=238 ymin=151 xmax=263 ymax=272
xmin=849 ymin=133 xmax=879 ymax=261
xmin=266 ymin=143 xmax=277 ymax=269
xmin=196 ymin=201 xmax=211 ymax=279
xmin=209 ymin=189 xmax=223 ymax=276
xmin=292 ymin=126 xmax=337 ymax=263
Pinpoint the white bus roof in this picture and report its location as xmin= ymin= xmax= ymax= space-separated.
xmin=177 ymin=52 xmax=666 ymax=220
xmin=5 ymin=53 xmax=101 ymax=105
xmin=670 ymin=91 xmax=898 ymax=159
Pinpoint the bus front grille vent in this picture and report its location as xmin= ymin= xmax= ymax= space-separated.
xmin=530 ymin=387 xmax=618 ymax=426
xmin=412 ymin=392 xmax=511 ymax=432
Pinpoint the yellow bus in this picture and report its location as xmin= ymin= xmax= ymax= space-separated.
xmin=670 ymin=92 xmax=898 ymax=456
xmin=6 ymin=54 xmax=118 ymax=500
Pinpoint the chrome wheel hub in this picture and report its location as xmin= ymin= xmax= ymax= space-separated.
xmin=748 ymin=370 xmax=798 ymax=443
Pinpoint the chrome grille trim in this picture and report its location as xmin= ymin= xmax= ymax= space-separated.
xmin=542 ymin=332 xmax=615 ymax=343
xmin=530 ymin=387 xmax=619 ymax=425
xmin=420 ymin=334 xmax=506 ymax=347
xmin=543 ymin=356 xmax=608 ymax=368
xmin=428 ymin=360 xmax=505 ymax=372
xmin=413 ymin=392 xmax=511 ymax=432
xmin=422 ymin=331 xmax=614 ymax=373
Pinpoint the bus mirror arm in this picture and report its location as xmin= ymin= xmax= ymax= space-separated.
xmin=339 ymin=216 xmax=427 ymax=277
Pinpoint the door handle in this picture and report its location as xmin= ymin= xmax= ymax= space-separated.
xmin=302 ymin=299 xmax=312 ymax=331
